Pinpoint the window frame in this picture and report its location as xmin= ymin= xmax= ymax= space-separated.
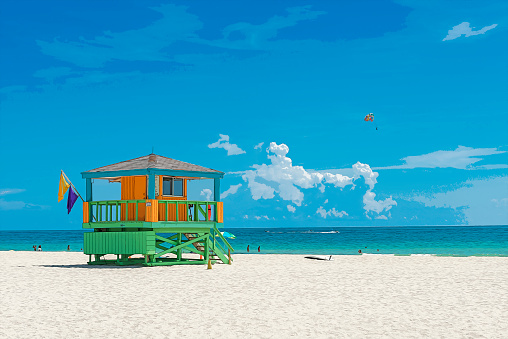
xmin=162 ymin=177 xmax=184 ymax=197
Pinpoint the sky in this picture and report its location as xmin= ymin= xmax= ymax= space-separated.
xmin=0 ymin=0 xmax=507 ymax=230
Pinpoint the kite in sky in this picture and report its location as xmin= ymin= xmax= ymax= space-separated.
xmin=364 ymin=113 xmax=377 ymax=130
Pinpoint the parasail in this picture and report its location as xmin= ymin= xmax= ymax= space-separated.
xmin=364 ymin=113 xmax=374 ymax=122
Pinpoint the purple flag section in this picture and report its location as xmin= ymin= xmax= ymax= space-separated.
xmin=67 ymin=186 xmax=79 ymax=214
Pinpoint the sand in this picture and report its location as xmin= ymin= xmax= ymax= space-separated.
xmin=0 ymin=252 xmax=507 ymax=338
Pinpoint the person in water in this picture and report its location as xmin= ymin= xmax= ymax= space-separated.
xmin=38 ymin=245 xmax=42 ymax=251
xmin=67 ymin=245 xmax=70 ymax=251
xmin=247 ymin=245 xmax=250 ymax=252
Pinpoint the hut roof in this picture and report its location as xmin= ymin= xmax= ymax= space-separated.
xmin=82 ymin=154 xmax=223 ymax=179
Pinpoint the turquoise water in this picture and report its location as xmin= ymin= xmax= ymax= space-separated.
xmin=1 ymin=226 xmax=507 ymax=256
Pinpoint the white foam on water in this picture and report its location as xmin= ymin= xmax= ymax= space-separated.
xmin=361 ymin=253 xmax=395 ymax=256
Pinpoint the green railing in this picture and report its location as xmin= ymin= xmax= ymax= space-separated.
xmin=86 ymin=199 xmax=221 ymax=223
xmin=157 ymin=200 xmax=219 ymax=222
xmin=212 ymin=224 xmax=234 ymax=255
xmin=88 ymin=200 xmax=146 ymax=222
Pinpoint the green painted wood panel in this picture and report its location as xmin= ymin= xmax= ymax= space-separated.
xmin=84 ymin=231 xmax=156 ymax=255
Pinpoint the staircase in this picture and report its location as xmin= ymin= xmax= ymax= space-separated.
xmin=183 ymin=233 xmax=229 ymax=264
xmin=184 ymin=233 xmax=228 ymax=264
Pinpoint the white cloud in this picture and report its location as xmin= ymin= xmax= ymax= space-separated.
xmin=408 ymin=176 xmax=508 ymax=225
xmin=324 ymin=199 xmax=328 ymax=204
xmin=254 ymin=215 xmax=270 ymax=220
xmin=374 ymin=146 xmax=505 ymax=170
xmin=287 ymin=205 xmax=296 ymax=213
xmin=37 ymin=5 xmax=202 ymax=68
xmin=242 ymin=171 xmax=276 ymax=200
xmin=200 ymin=189 xmax=212 ymax=201
xmin=254 ymin=142 xmax=264 ymax=150
xmin=243 ymin=215 xmax=248 ymax=219
xmin=443 ymin=22 xmax=497 ymax=41
xmin=0 ymin=199 xmax=49 ymax=211
xmin=375 ymin=215 xmax=388 ymax=220
xmin=239 ymin=142 xmax=393 ymax=214
xmin=208 ymin=134 xmax=246 ymax=156
xmin=363 ymin=190 xmax=397 ymax=214
xmin=220 ymin=184 xmax=243 ymax=199
xmin=202 ymin=6 xmax=326 ymax=51
xmin=491 ymin=198 xmax=508 ymax=208
xmin=0 ymin=188 xmax=26 ymax=196
xmin=352 ymin=162 xmax=378 ymax=189
xmin=316 ymin=206 xmax=348 ymax=219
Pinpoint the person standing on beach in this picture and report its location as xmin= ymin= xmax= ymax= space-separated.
xmin=33 ymin=245 xmax=36 ymax=251
xmin=67 ymin=245 xmax=70 ymax=251
xmin=38 ymin=245 xmax=42 ymax=251
xmin=247 ymin=245 xmax=250 ymax=252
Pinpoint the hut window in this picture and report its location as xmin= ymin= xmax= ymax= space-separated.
xmin=162 ymin=178 xmax=184 ymax=197
xmin=174 ymin=179 xmax=183 ymax=196
xmin=163 ymin=178 xmax=172 ymax=195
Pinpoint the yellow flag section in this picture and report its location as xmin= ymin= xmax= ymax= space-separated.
xmin=58 ymin=172 xmax=70 ymax=202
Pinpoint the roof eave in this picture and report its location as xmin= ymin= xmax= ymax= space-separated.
xmin=81 ymin=168 xmax=224 ymax=179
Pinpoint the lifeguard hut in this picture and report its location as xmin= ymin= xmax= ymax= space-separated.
xmin=81 ymin=153 xmax=233 ymax=266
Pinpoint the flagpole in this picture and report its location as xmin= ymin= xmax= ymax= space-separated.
xmin=61 ymin=170 xmax=85 ymax=202
xmin=61 ymin=170 xmax=97 ymax=221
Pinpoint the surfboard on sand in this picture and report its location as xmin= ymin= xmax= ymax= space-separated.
xmin=304 ymin=255 xmax=333 ymax=261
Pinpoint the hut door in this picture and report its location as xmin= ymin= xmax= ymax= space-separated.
xmin=121 ymin=176 xmax=147 ymax=221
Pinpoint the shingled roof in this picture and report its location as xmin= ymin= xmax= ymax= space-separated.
xmin=84 ymin=154 xmax=223 ymax=175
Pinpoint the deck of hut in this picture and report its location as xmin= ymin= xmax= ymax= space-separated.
xmin=81 ymin=153 xmax=233 ymax=266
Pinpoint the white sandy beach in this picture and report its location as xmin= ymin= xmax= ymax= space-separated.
xmin=0 ymin=252 xmax=507 ymax=338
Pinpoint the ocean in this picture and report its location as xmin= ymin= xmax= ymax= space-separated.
xmin=1 ymin=226 xmax=507 ymax=256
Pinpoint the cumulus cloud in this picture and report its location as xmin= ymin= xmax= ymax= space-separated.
xmin=363 ymin=190 xmax=397 ymax=214
xmin=220 ymin=184 xmax=243 ymax=199
xmin=375 ymin=215 xmax=388 ymax=220
xmin=287 ymin=205 xmax=296 ymax=213
xmin=316 ymin=206 xmax=348 ymax=219
xmin=254 ymin=142 xmax=264 ymax=150
xmin=0 ymin=188 xmax=26 ymax=196
xmin=240 ymin=142 xmax=393 ymax=214
xmin=443 ymin=22 xmax=497 ymax=41
xmin=208 ymin=134 xmax=246 ymax=156
xmin=374 ymin=146 xmax=506 ymax=170
xmin=241 ymin=142 xmax=322 ymax=206
xmin=242 ymin=170 xmax=276 ymax=200
xmin=200 ymin=189 xmax=212 ymax=201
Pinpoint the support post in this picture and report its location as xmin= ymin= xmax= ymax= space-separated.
xmin=177 ymin=233 xmax=182 ymax=261
xmin=214 ymin=178 xmax=220 ymax=221
xmin=204 ymin=237 xmax=209 ymax=263
xmin=147 ymin=174 xmax=156 ymax=199
xmin=86 ymin=178 xmax=92 ymax=202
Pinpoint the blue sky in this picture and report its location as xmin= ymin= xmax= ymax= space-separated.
xmin=0 ymin=0 xmax=507 ymax=229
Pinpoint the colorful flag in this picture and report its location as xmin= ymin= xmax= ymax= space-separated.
xmin=67 ymin=186 xmax=78 ymax=214
xmin=58 ymin=173 xmax=70 ymax=202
